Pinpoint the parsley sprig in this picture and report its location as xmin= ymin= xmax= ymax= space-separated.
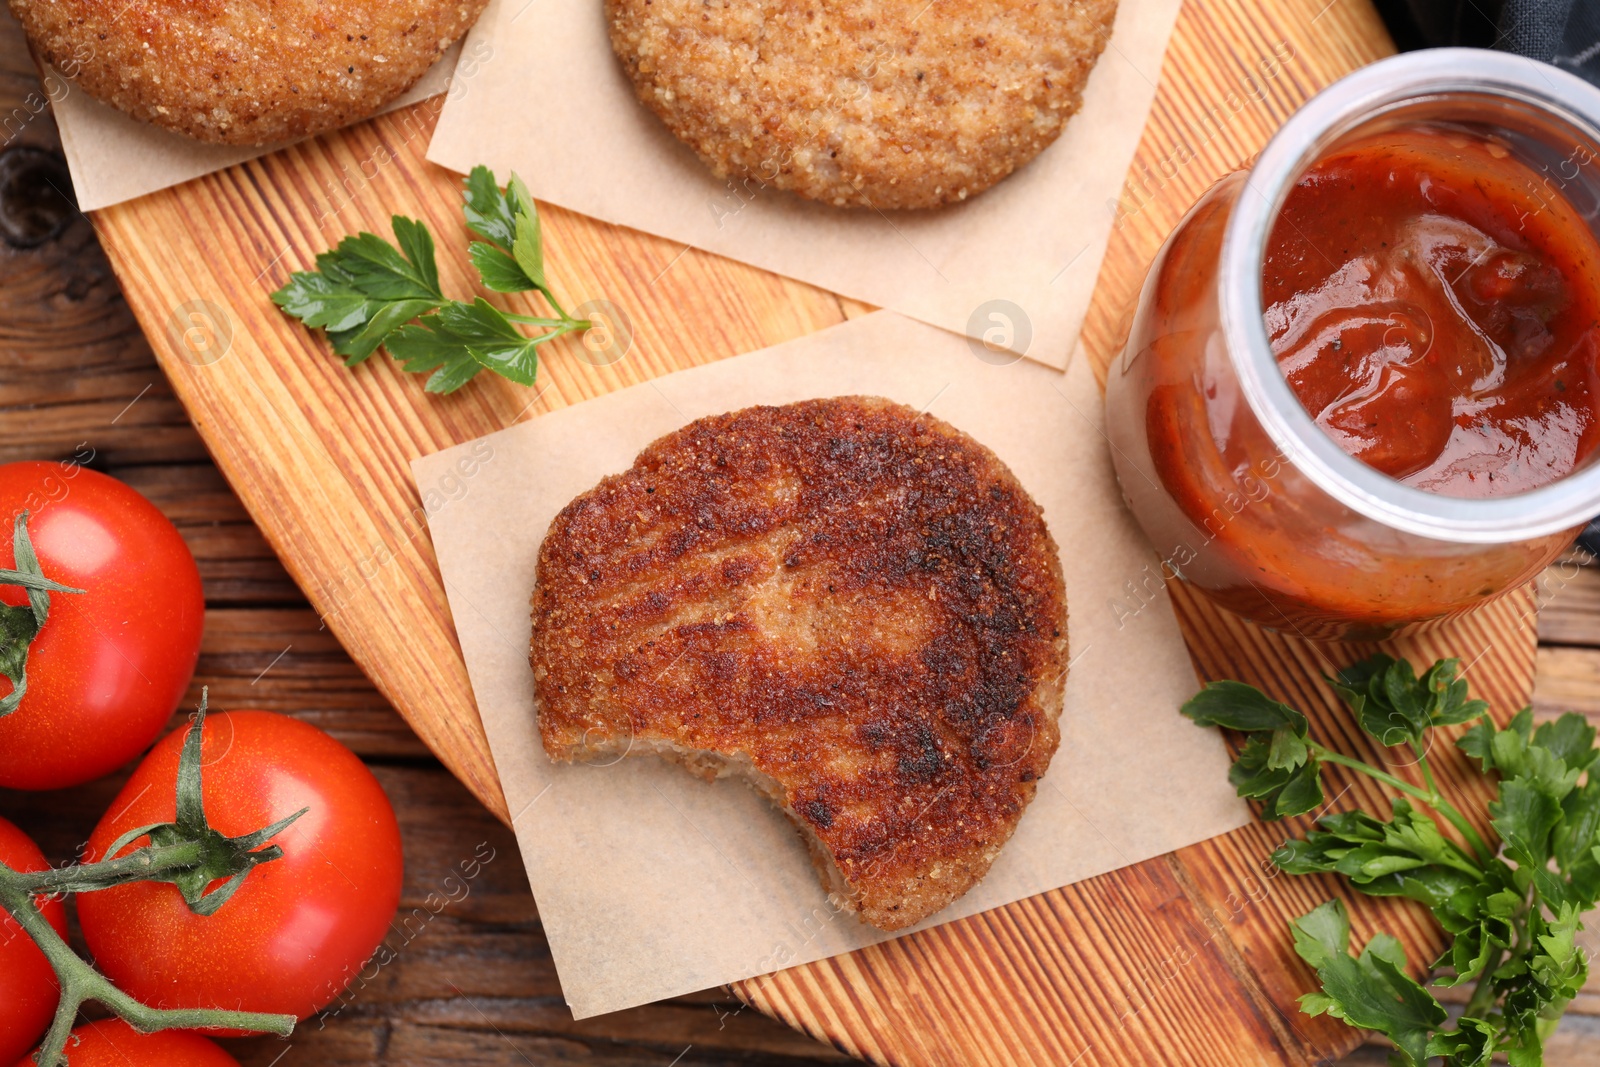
xmin=1184 ymin=655 xmax=1599 ymax=1066
xmin=271 ymin=167 xmax=590 ymax=394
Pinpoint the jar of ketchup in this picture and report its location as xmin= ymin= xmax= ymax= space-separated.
xmin=1105 ymin=50 xmax=1600 ymax=639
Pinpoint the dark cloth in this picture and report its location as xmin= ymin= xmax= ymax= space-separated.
xmin=1554 ymin=1 xmax=1600 ymax=80
xmin=1375 ymin=0 xmax=1600 ymax=84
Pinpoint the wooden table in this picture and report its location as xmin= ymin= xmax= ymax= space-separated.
xmin=2 ymin=9 xmax=1599 ymax=1066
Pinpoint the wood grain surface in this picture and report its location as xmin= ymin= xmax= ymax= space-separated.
xmin=4 ymin=0 xmax=1597 ymax=1064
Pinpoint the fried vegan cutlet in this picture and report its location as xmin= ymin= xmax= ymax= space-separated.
xmin=606 ymin=0 xmax=1119 ymax=209
xmin=9 ymin=0 xmax=488 ymax=145
xmin=531 ymin=397 xmax=1068 ymax=930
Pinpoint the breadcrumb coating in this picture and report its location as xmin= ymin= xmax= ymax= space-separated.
xmin=531 ymin=397 xmax=1068 ymax=930
xmin=10 ymin=0 xmax=488 ymax=145
xmin=607 ymin=0 xmax=1119 ymax=209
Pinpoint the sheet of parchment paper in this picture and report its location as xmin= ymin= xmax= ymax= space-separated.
xmin=46 ymin=42 xmax=465 ymax=212
xmin=412 ymin=311 xmax=1250 ymax=1018
xmin=425 ymin=0 xmax=1179 ymax=368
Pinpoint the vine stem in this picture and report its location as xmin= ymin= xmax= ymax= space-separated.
xmin=13 ymin=841 xmax=202 ymax=895
xmin=1314 ymin=749 xmax=1497 ymax=865
xmin=0 ymin=861 xmax=295 ymax=1067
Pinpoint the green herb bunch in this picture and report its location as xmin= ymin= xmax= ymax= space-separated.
xmin=271 ymin=167 xmax=590 ymax=394
xmin=1183 ymin=655 xmax=1598 ymax=1066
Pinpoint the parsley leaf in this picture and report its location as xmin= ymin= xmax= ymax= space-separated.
xmin=338 ymin=217 xmax=441 ymax=298
xmin=271 ymin=167 xmax=592 ymax=394
xmin=1291 ymin=899 xmax=1446 ymax=1067
xmin=270 ymin=217 xmax=445 ymax=364
xmin=1427 ymin=1016 xmax=1497 ymax=1066
xmin=1273 ymin=798 xmax=1489 ymax=926
xmin=1493 ymin=778 xmax=1565 ymax=870
xmin=1555 ymin=777 xmax=1600 ymax=888
xmin=463 ymin=168 xmax=553 ymax=297
xmin=1534 ymin=714 xmax=1599 ymax=773
xmin=1326 ymin=654 xmax=1487 ymax=753
xmin=463 ymin=164 xmax=527 ymax=250
xmin=386 ymin=298 xmax=568 ymax=393
xmin=1181 ymin=680 xmax=1307 ymax=733
xmin=469 ymin=242 xmax=539 ymax=294
xmin=1228 ymin=735 xmax=1324 ymax=819
xmin=1182 ymin=681 xmax=1322 ymax=818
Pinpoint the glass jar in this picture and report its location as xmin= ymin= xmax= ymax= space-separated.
xmin=1104 ymin=49 xmax=1600 ymax=640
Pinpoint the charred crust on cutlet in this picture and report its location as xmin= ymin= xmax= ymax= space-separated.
xmin=531 ymin=396 xmax=1068 ymax=930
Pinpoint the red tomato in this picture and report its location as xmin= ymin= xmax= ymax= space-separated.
xmin=11 ymin=1019 xmax=239 ymax=1067
xmin=0 ymin=817 xmax=67 ymax=1066
xmin=0 ymin=462 xmax=204 ymax=790
xmin=78 ymin=712 xmax=403 ymax=1023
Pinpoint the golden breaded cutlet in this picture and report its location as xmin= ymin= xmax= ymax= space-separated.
xmin=531 ymin=397 xmax=1068 ymax=930
xmin=9 ymin=0 xmax=488 ymax=145
xmin=606 ymin=0 xmax=1119 ymax=209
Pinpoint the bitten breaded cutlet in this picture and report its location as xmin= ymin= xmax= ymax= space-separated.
xmin=9 ymin=0 xmax=488 ymax=145
xmin=530 ymin=397 xmax=1068 ymax=930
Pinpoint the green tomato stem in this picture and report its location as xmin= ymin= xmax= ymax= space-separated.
xmin=12 ymin=841 xmax=204 ymax=895
xmin=0 ymin=861 xmax=297 ymax=1067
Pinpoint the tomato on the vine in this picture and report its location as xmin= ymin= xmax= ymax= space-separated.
xmin=0 ymin=816 xmax=66 ymax=1066
xmin=0 ymin=461 xmax=204 ymax=790
xmin=78 ymin=711 xmax=404 ymax=1022
xmin=12 ymin=1019 xmax=239 ymax=1067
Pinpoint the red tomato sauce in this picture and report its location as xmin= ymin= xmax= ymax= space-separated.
xmin=1265 ymin=125 xmax=1600 ymax=497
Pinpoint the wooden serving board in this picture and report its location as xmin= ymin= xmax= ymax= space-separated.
xmin=85 ymin=0 xmax=1542 ymax=1062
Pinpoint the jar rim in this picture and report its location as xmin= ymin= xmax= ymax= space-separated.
xmin=1220 ymin=48 xmax=1600 ymax=544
